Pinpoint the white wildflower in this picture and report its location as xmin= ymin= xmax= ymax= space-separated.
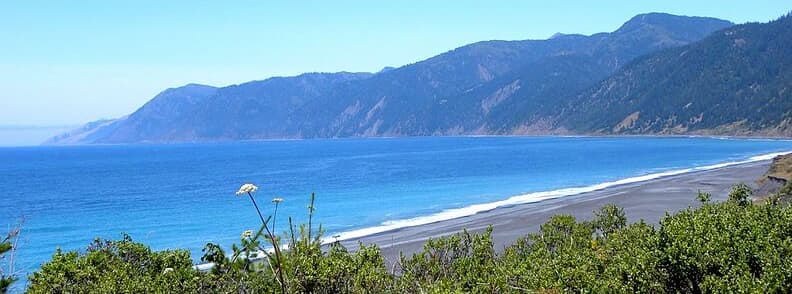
xmin=236 ymin=183 xmax=258 ymax=196
xmin=242 ymin=230 xmax=253 ymax=239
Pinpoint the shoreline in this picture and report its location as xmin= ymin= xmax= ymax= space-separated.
xmin=341 ymin=158 xmax=776 ymax=263
xmin=334 ymin=151 xmax=789 ymax=242
xmin=34 ymin=133 xmax=792 ymax=147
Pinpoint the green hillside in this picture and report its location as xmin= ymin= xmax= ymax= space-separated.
xmin=559 ymin=13 xmax=792 ymax=135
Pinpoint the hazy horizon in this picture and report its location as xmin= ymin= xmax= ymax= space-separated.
xmin=0 ymin=125 xmax=76 ymax=146
xmin=1 ymin=1 xmax=790 ymax=129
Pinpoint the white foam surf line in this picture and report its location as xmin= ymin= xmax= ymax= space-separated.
xmin=327 ymin=150 xmax=792 ymax=243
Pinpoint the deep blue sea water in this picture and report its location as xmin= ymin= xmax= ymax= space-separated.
xmin=3 ymin=136 xmax=792 ymax=284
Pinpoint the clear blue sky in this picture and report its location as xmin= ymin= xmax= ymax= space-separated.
xmin=0 ymin=1 xmax=789 ymax=126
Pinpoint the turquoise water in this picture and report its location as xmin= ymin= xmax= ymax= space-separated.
xmin=2 ymin=136 xmax=792 ymax=281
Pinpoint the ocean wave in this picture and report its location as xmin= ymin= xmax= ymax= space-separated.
xmin=330 ymin=150 xmax=792 ymax=242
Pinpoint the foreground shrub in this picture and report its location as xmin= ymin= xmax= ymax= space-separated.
xmin=284 ymin=239 xmax=393 ymax=293
xmin=659 ymin=185 xmax=792 ymax=292
xmin=1 ymin=224 xmax=20 ymax=293
xmin=27 ymin=184 xmax=792 ymax=293
xmin=398 ymin=227 xmax=503 ymax=293
xmin=27 ymin=235 xmax=200 ymax=293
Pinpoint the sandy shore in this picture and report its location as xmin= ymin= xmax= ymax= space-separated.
xmin=341 ymin=160 xmax=771 ymax=263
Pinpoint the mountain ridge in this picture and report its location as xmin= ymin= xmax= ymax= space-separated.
xmin=47 ymin=13 xmax=739 ymax=144
xmin=556 ymin=13 xmax=792 ymax=136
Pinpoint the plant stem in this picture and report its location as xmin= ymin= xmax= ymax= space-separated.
xmin=246 ymin=192 xmax=267 ymax=226
xmin=248 ymin=192 xmax=286 ymax=293
xmin=261 ymin=218 xmax=287 ymax=293
xmin=308 ymin=192 xmax=315 ymax=241
xmin=272 ymin=202 xmax=279 ymax=238
xmin=288 ymin=217 xmax=297 ymax=248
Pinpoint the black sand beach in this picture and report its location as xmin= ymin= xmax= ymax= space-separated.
xmin=342 ymin=160 xmax=771 ymax=263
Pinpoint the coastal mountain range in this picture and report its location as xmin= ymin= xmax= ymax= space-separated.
xmin=47 ymin=12 xmax=792 ymax=144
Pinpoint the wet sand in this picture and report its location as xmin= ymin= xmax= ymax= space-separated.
xmin=342 ymin=160 xmax=770 ymax=263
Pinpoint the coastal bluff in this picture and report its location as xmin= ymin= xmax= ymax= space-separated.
xmin=756 ymin=154 xmax=792 ymax=199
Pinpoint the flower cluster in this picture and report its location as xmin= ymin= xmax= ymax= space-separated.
xmin=236 ymin=183 xmax=258 ymax=196
xmin=241 ymin=230 xmax=253 ymax=239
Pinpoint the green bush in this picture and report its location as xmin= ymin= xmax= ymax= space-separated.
xmin=398 ymin=227 xmax=502 ymax=293
xmin=1 ymin=222 xmax=22 ymax=294
xmin=28 ymin=235 xmax=197 ymax=293
xmin=27 ymin=185 xmax=792 ymax=293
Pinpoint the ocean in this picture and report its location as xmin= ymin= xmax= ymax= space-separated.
xmin=3 ymin=136 xmax=792 ymax=281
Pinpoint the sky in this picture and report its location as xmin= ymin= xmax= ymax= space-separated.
xmin=0 ymin=1 xmax=790 ymax=127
